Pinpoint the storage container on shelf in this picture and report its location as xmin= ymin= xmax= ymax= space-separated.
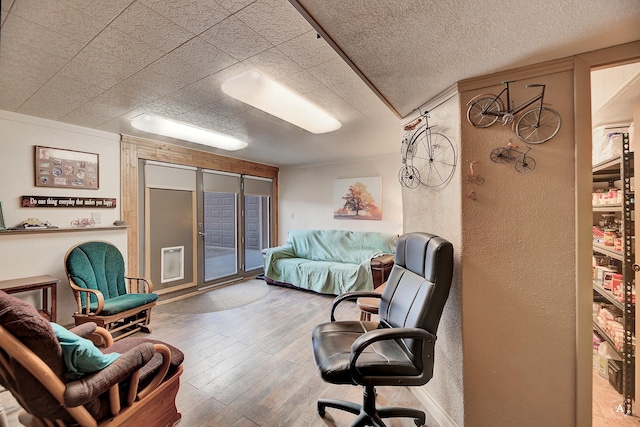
xmin=592 ymin=124 xmax=630 ymax=165
xmin=597 ymin=341 xmax=622 ymax=379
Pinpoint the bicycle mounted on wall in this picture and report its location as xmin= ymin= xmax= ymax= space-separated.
xmin=466 ymin=80 xmax=562 ymax=144
xmin=399 ymin=111 xmax=457 ymax=188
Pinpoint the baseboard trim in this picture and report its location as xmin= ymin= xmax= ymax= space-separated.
xmin=412 ymin=387 xmax=459 ymax=427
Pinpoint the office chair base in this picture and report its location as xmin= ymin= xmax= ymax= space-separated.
xmin=317 ymin=386 xmax=425 ymax=427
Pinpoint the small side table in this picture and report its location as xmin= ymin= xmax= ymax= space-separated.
xmin=357 ymin=283 xmax=386 ymax=321
xmin=0 ymin=275 xmax=59 ymax=322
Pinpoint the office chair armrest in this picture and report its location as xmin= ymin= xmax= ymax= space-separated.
xmin=349 ymin=328 xmax=436 ymax=381
xmin=125 ymin=276 xmax=154 ymax=293
xmin=330 ymin=292 xmax=382 ymax=321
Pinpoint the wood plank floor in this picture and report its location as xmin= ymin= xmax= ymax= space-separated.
xmin=1 ymin=281 xmax=433 ymax=426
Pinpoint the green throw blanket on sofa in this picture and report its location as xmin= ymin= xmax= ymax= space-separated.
xmin=265 ymin=229 xmax=397 ymax=294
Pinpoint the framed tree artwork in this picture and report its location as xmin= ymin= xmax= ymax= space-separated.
xmin=333 ymin=177 xmax=382 ymax=220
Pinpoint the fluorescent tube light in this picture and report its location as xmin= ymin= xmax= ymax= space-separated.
xmin=221 ymin=69 xmax=342 ymax=134
xmin=131 ymin=114 xmax=247 ymax=151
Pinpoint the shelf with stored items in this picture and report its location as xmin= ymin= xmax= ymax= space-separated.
xmin=592 ymin=133 xmax=635 ymax=414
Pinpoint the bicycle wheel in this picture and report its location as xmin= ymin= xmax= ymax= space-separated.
xmin=409 ymin=128 xmax=456 ymax=187
xmin=489 ymin=147 xmax=510 ymax=163
xmin=466 ymin=95 xmax=503 ymax=128
xmin=398 ymin=165 xmax=420 ymax=189
xmin=514 ymin=107 xmax=561 ymax=144
xmin=515 ymin=155 xmax=536 ymax=173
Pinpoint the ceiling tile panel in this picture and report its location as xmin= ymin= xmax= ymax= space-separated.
xmin=278 ymin=30 xmax=338 ymax=69
xmin=168 ymin=76 xmax=226 ymax=107
xmin=88 ymin=26 xmax=165 ymax=70
xmin=1 ymin=0 xmax=14 ymax=12
xmin=216 ymin=0 xmax=255 ymax=14
xmin=122 ymin=68 xmax=190 ymax=96
xmin=69 ymin=45 xmax=140 ymax=81
xmin=209 ymin=62 xmax=251 ymax=83
xmin=280 ymin=70 xmax=326 ymax=95
xmin=234 ymin=0 xmax=310 ymax=45
xmin=11 ymin=0 xmax=106 ymax=44
xmin=243 ymin=47 xmax=303 ymax=80
xmin=109 ymin=2 xmax=194 ymax=52
xmin=199 ymin=15 xmax=272 ymax=61
xmin=56 ymin=0 xmax=132 ymax=23
xmin=139 ymin=0 xmax=231 ymax=35
xmin=306 ymin=57 xmax=361 ymax=88
xmin=148 ymin=37 xmax=237 ymax=83
xmin=203 ymin=95 xmax=252 ymax=118
xmin=0 ymin=39 xmax=68 ymax=77
xmin=140 ymin=96 xmax=200 ymax=119
xmin=0 ymin=69 xmax=44 ymax=110
xmin=57 ymin=60 xmax=123 ymax=93
xmin=1 ymin=14 xmax=85 ymax=60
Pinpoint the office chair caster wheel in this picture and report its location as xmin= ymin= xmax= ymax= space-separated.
xmin=317 ymin=402 xmax=326 ymax=417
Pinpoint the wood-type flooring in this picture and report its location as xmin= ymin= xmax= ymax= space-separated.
xmin=1 ymin=282 xmax=433 ymax=426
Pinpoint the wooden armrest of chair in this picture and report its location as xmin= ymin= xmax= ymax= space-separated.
xmin=125 ymin=276 xmax=154 ymax=293
xmin=70 ymin=286 xmax=105 ymax=315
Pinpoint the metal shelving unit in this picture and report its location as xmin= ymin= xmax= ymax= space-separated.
xmin=592 ymin=134 xmax=635 ymax=414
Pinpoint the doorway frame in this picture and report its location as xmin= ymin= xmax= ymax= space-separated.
xmin=120 ymin=135 xmax=279 ymax=283
xmin=575 ymin=41 xmax=640 ymax=426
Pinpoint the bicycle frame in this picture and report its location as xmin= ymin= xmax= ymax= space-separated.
xmin=482 ymin=81 xmax=545 ymax=117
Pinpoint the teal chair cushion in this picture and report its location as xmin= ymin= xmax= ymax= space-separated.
xmin=88 ymin=293 xmax=158 ymax=316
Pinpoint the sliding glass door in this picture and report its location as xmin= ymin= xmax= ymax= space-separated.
xmin=202 ymin=171 xmax=240 ymax=282
xmin=244 ymin=177 xmax=272 ymax=272
xmin=199 ymin=172 xmax=273 ymax=287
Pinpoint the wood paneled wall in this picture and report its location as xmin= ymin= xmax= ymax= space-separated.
xmin=121 ymin=135 xmax=279 ymax=276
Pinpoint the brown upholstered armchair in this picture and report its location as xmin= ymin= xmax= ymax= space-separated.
xmin=0 ymin=290 xmax=183 ymax=427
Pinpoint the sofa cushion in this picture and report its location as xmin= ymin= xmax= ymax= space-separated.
xmin=287 ymin=229 xmax=396 ymax=263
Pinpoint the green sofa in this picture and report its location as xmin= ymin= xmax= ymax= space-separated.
xmin=264 ymin=229 xmax=397 ymax=295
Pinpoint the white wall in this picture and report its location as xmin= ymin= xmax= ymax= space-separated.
xmin=277 ymin=155 xmax=403 ymax=244
xmin=0 ymin=111 xmax=125 ymax=324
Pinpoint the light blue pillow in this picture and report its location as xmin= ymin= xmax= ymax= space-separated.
xmin=51 ymin=322 xmax=120 ymax=380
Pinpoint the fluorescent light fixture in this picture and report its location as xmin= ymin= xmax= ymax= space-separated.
xmin=221 ymin=69 xmax=342 ymax=134
xmin=131 ymin=114 xmax=247 ymax=151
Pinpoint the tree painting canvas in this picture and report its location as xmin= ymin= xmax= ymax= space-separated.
xmin=334 ymin=177 xmax=382 ymax=220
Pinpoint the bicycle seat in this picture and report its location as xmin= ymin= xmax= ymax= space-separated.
xmin=501 ymin=80 xmax=515 ymax=84
xmin=526 ymin=83 xmax=545 ymax=88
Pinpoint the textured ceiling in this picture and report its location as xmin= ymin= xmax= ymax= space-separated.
xmin=292 ymin=0 xmax=640 ymax=118
xmin=1 ymin=0 xmax=640 ymax=167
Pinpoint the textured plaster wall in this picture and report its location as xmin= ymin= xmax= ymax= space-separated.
xmin=277 ymin=155 xmax=403 ymax=244
xmin=0 ymin=111 xmax=126 ymax=324
xmin=402 ymin=99 xmax=464 ymax=426
xmin=459 ymin=70 xmax=576 ymax=426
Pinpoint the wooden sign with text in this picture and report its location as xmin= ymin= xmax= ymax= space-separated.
xmin=21 ymin=196 xmax=116 ymax=208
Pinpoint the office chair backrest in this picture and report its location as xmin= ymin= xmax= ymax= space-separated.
xmin=378 ymin=233 xmax=453 ymax=358
xmin=65 ymin=241 xmax=127 ymax=306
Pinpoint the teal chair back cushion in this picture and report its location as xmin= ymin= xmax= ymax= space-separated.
xmin=66 ymin=241 xmax=128 ymax=307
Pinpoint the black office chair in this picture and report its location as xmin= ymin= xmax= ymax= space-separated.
xmin=311 ymin=232 xmax=453 ymax=427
